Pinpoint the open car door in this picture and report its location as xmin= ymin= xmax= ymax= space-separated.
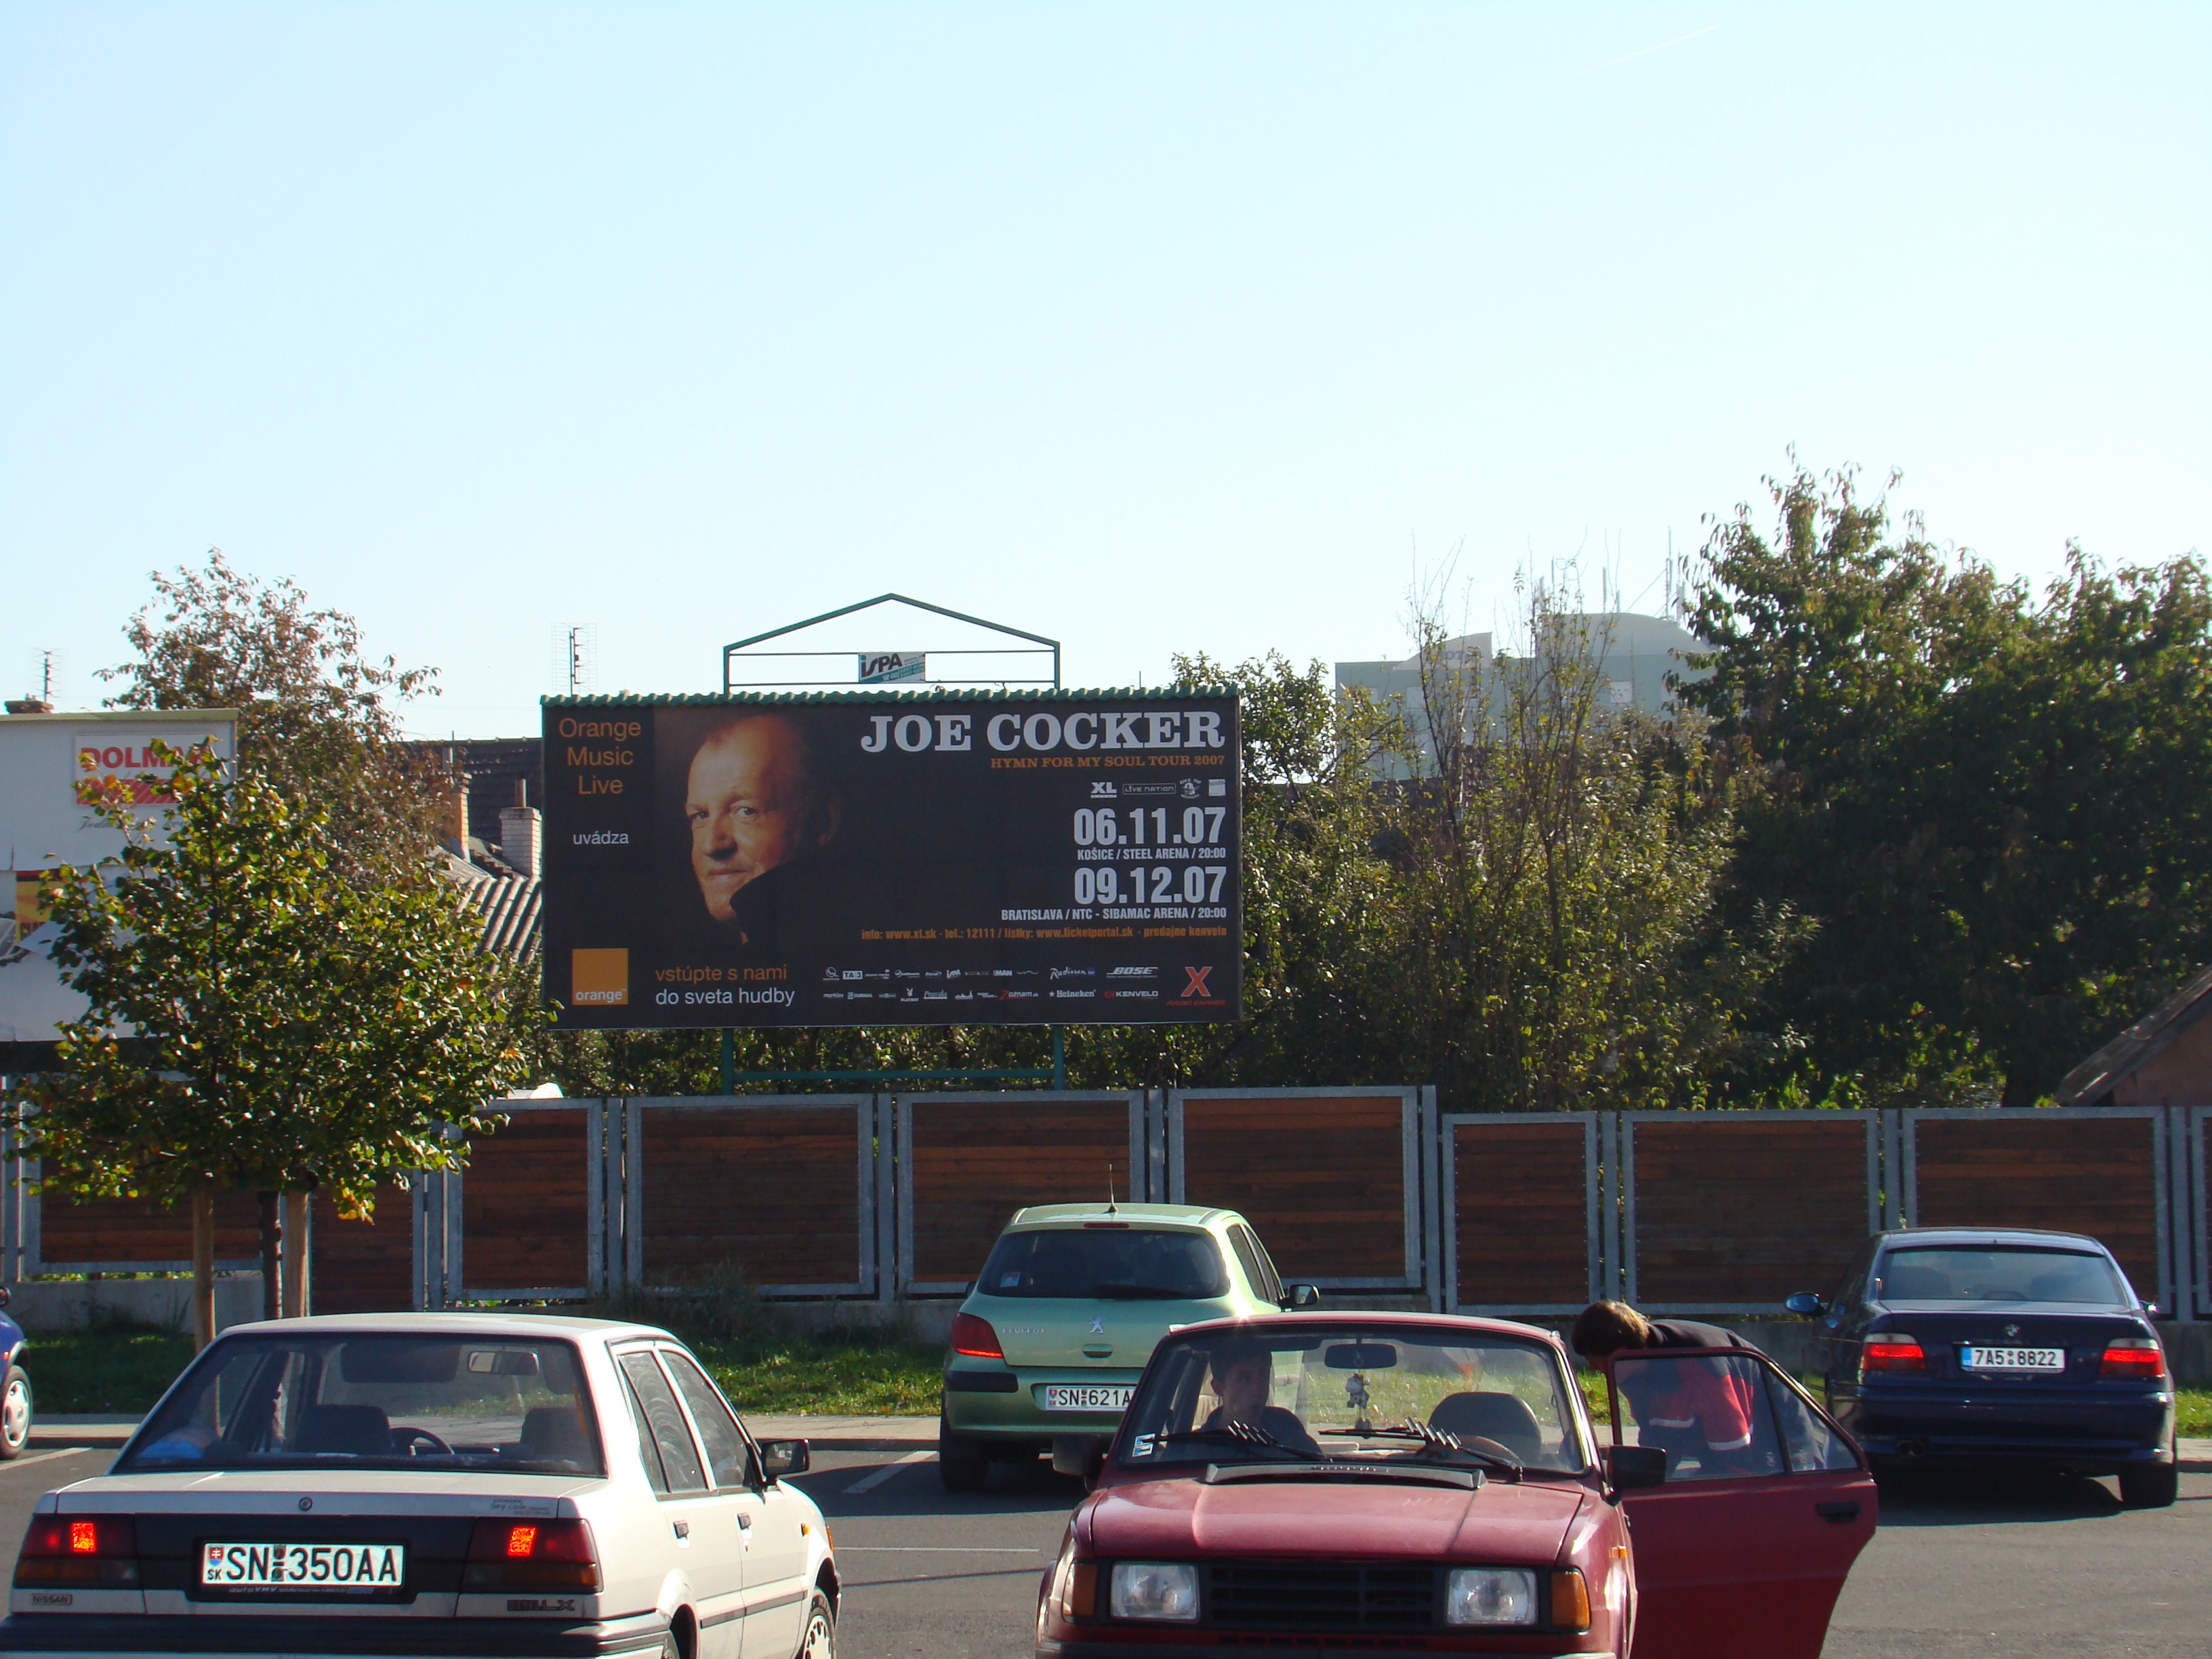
xmin=1610 ymin=1347 xmax=1877 ymax=1659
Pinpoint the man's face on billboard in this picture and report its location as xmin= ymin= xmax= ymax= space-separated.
xmin=685 ymin=716 xmax=830 ymax=921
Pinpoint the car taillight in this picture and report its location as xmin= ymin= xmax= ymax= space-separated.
xmin=465 ymin=1518 xmax=600 ymax=1592
xmin=2100 ymin=1337 xmax=2166 ymax=1380
xmin=951 ymin=1313 xmax=1004 ymax=1359
xmin=16 ymin=1515 xmax=140 ymax=1586
xmin=1861 ymin=1334 xmax=1925 ymax=1372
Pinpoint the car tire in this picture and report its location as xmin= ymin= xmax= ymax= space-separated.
xmin=2118 ymin=1456 xmax=2179 ymax=1509
xmin=795 ymin=1587 xmax=835 ymax=1659
xmin=938 ymin=1418 xmax=990 ymax=1493
xmin=0 ymin=1366 xmax=30 ymax=1460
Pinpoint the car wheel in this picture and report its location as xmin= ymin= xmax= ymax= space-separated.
xmin=0 ymin=1367 xmax=30 ymax=1460
xmin=795 ymin=1588 xmax=835 ymax=1659
xmin=2118 ymin=1456 xmax=2179 ymax=1509
xmin=938 ymin=1418 xmax=989 ymax=1493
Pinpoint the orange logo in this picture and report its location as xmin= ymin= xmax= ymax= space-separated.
xmin=571 ymin=949 xmax=629 ymax=1006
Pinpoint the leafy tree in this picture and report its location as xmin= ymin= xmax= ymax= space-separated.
xmin=22 ymin=751 xmax=531 ymax=1340
xmin=101 ymin=550 xmax=450 ymax=876
xmin=1683 ymin=463 xmax=2212 ymax=1105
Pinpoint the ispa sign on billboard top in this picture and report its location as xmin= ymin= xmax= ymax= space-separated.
xmin=540 ymin=691 xmax=1241 ymax=1029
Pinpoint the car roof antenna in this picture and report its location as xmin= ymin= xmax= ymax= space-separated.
xmin=1106 ymin=1162 xmax=1118 ymax=1214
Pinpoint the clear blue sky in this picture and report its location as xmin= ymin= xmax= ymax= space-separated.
xmin=5 ymin=3 xmax=2205 ymax=737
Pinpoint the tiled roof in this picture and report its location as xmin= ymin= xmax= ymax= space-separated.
xmin=544 ymin=684 xmax=1231 ymax=708
xmin=2054 ymin=962 xmax=2212 ymax=1105
xmin=438 ymin=851 xmax=541 ymax=961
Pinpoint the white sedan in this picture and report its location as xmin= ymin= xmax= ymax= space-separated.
xmin=0 ymin=1313 xmax=836 ymax=1659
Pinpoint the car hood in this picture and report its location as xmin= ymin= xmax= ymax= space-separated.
xmin=1086 ymin=1471 xmax=1588 ymax=1564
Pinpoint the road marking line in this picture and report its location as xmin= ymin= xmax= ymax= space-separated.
xmin=837 ymin=1547 xmax=1041 ymax=1553
xmin=7 ymin=1448 xmax=100 ymax=1470
xmin=841 ymin=1450 xmax=934 ymax=1494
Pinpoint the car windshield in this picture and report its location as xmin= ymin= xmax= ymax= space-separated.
xmin=1877 ymin=1247 xmax=2127 ymax=1305
xmin=118 ymin=1334 xmax=605 ymax=1476
xmin=979 ymin=1227 xmax=1228 ymax=1299
xmin=1119 ymin=1326 xmax=1590 ymax=1475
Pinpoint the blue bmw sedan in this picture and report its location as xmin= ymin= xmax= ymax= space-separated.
xmin=1786 ymin=1227 xmax=2177 ymax=1507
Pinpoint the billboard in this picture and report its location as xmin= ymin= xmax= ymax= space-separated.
xmin=540 ymin=692 xmax=1241 ymax=1029
xmin=1 ymin=710 xmax=237 ymax=1046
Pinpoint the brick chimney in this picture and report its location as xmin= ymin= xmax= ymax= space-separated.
xmin=499 ymin=777 xmax=541 ymax=878
xmin=446 ymin=772 xmax=471 ymax=863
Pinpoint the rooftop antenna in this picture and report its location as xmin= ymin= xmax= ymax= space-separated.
xmin=567 ymin=626 xmax=597 ymax=695
xmin=1105 ymin=1162 xmax=1118 ymax=1215
xmin=41 ymin=651 xmax=55 ymax=703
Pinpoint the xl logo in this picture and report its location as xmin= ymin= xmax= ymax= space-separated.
xmin=1090 ymin=781 xmax=1118 ymax=798
xmin=1181 ymin=966 xmax=1212 ymax=998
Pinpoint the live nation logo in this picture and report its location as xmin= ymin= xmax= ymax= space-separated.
xmin=1166 ymin=966 xmax=1223 ymax=1008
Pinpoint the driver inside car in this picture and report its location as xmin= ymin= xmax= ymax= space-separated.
xmin=1202 ymin=1339 xmax=1322 ymax=1456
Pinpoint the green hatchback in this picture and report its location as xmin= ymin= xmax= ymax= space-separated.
xmin=937 ymin=1202 xmax=1316 ymax=1490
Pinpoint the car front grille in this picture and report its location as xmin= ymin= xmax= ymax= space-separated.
xmin=1206 ymin=1561 xmax=1438 ymax=1629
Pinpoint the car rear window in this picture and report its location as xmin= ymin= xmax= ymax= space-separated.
xmin=119 ymin=1334 xmax=605 ymax=1476
xmin=1877 ymin=1247 xmax=2127 ymax=1305
xmin=979 ymin=1227 xmax=1229 ymax=1299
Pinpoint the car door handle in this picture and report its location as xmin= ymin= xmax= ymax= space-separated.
xmin=1816 ymin=1500 xmax=1861 ymax=1523
xmin=736 ymin=1511 xmax=752 ymax=1530
xmin=673 ymin=1520 xmax=690 ymax=1539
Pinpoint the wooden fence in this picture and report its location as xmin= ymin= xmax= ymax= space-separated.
xmin=1 ymin=1097 xmax=2206 ymax=1322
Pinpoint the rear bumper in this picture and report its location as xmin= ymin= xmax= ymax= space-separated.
xmin=1835 ymin=1383 xmax=2173 ymax=1469
xmin=943 ymin=1367 xmax=1141 ymax=1443
xmin=0 ymin=1612 xmax=670 ymax=1659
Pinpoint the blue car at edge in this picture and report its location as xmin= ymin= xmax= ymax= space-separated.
xmin=1786 ymin=1227 xmax=2177 ymax=1507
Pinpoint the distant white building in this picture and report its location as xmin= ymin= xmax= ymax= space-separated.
xmin=1333 ymin=611 xmax=1708 ymax=775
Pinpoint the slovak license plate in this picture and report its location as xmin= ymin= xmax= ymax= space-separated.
xmin=1042 ymin=1385 xmax=1133 ymax=1412
xmin=1961 ymin=1346 xmax=2064 ymax=1372
xmin=201 ymin=1542 xmax=405 ymax=1591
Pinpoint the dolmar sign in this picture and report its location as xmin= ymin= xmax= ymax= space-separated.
xmin=539 ymin=691 xmax=1243 ymax=1030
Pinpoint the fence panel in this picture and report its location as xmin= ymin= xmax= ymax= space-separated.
xmin=1906 ymin=1107 xmax=2169 ymax=1315
xmin=1169 ymin=1088 xmax=1419 ymax=1289
xmin=1624 ymin=1111 xmax=1880 ymax=1313
xmin=898 ymin=1091 xmax=1144 ymax=1296
xmin=25 ymin=1176 xmax=260 ymax=1274
xmin=634 ymin=1096 xmax=874 ymax=1297
xmin=455 ymin=1101 xmax=602 ymax=1300
xmin=310 ymin=1181 xmax=422 ymax=1314
xmin=1445 ymin=1113 xmax=1597 ymax=1313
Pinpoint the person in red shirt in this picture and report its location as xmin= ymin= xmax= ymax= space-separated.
xmin=1570 ymin=1300 xmax=1767 ymax=1477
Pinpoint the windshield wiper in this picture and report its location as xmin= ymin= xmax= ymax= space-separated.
xmin=1314 ymin=1420 xmax=1523 ymax=1481
xmin=1156 ymin=1424 xmax=1315 ymax=1461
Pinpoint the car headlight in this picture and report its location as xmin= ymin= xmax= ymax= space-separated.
xmin=1109 ymin=1561 xmax=1200 ymax=1621
xmin=1446 ymin=1567 xmax=1536 ymax=1626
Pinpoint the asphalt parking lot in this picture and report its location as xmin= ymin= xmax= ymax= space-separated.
xmin=3 ymin=1446 xmax=2207 ymax=1657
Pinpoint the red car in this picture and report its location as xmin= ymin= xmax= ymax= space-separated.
xmin=1036 ymin=1312 xmax=1875 ymax=1659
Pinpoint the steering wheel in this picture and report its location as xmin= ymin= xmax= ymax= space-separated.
xmin=391 ymin=1427 xmax=452 ymax=1456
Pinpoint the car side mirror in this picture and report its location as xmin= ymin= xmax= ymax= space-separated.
xmin=1052 ymin=1433 xmax=1110 ymax=1489
xmin=1280 ymin=1284 xmax=1322 ymax=1309
xmin=1784 ymin=1292 xmax=1826 ymax=1317
xmin=0 ymin=1285 xmax=11 ymax=1310
xmin=758 ymin=1439 xmax=809 ymax=1481
xmin=1603 ymin=1445 xmax=1668 ymax=1490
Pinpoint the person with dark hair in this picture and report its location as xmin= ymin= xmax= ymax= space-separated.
xmin=1570 ymin=1300 xmax=1763 ymax=1474
xmin=684 ymin=713 xmax=842 ymax=949
xmin=1202 ymin=1338 xmax=1321 ymax=1456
